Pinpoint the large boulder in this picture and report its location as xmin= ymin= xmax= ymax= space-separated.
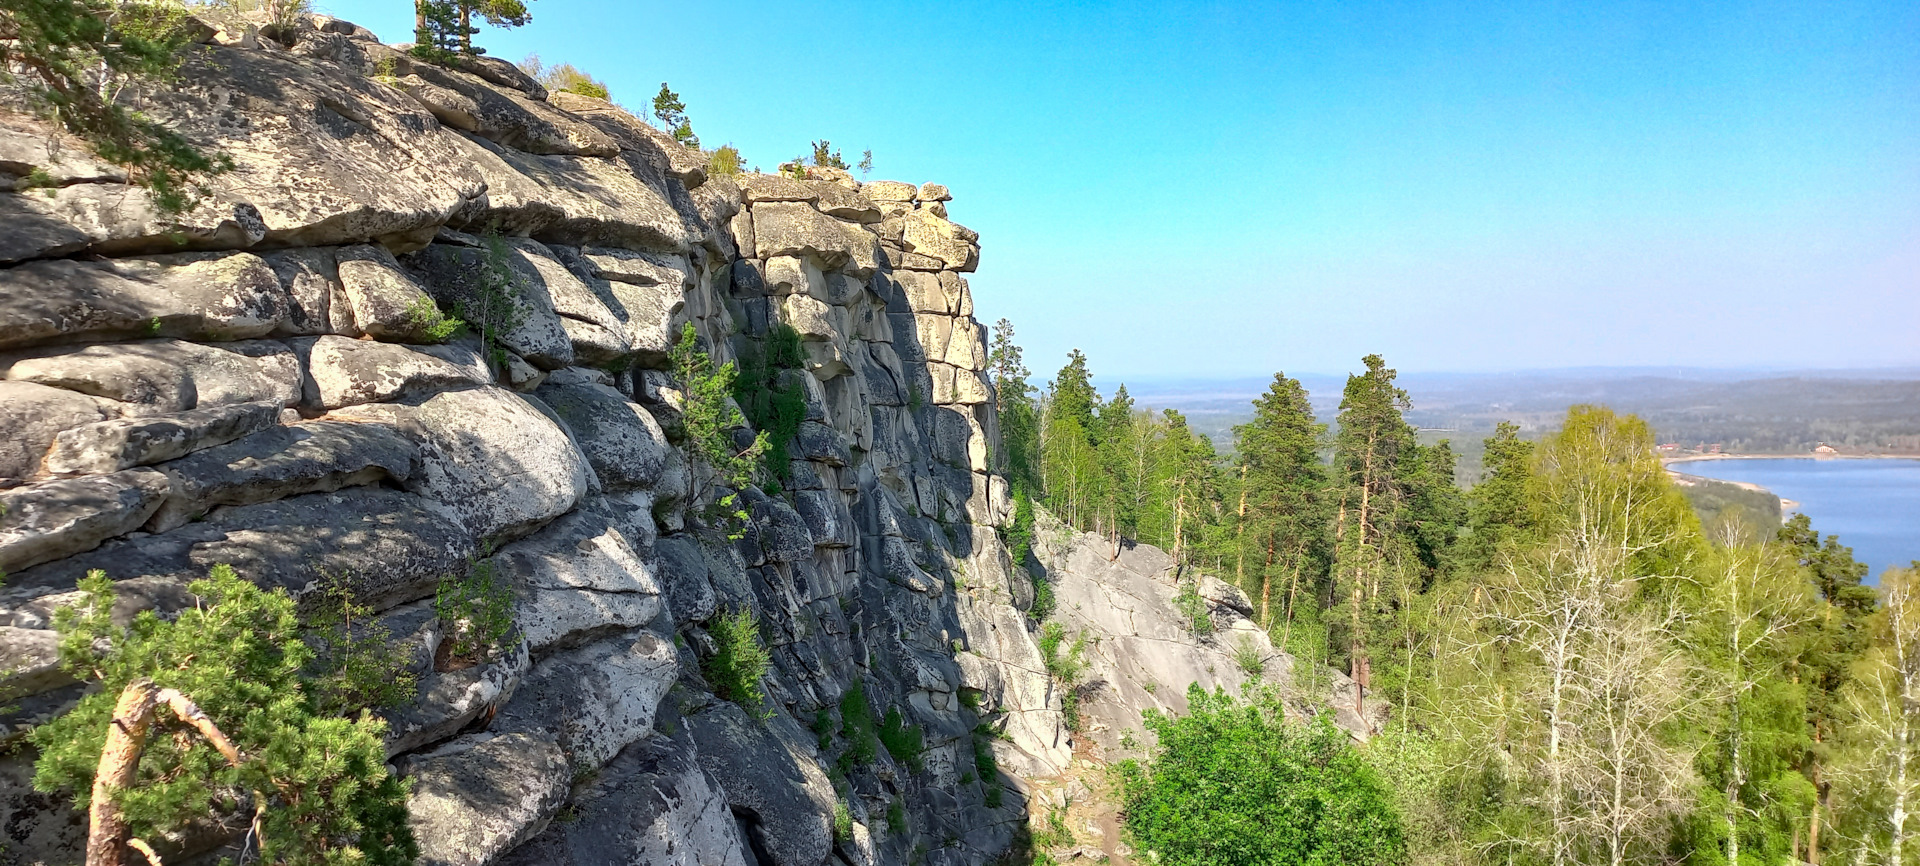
xmin=294 ymin=335 xmax=490 ymax=410
xmin=0 ymin=470 xmax=172 ymax=574
xmin=495 ymin=508 xmax=664 ymax=655
xmin=0 ymin=381 xmax=117 ymax=485
xmin=493 ymin=629 xmax=679 ymax=771
xmin=498 ymin=729 xmax=750 ymax=866
xmin=405 ymin=732 xmax=572 ymax=866
xmin=750 ymin=202 xmax=880 ymax=277
xmin=335 ymin=244 xmax=444 ymax=342
xmin=444 ymin=133 xmax=703 ymax=255
xmin=535 ymin=377 xmax=671 ymax=491
xmin=147 ymin=419 xmax=418 ymax=532
xmin=5 ymin=338 xmax=301 ymax=415
xmin=338 ymin=387 xmax=591 ymax=539
xmin=395 ymin=61 xmax=619 ymax=158
xmin=0 ymin=254 xmax=288 ymax=350
xmin=685 ymin=703 xmax=838 ymax=866
xmin=403 ymin=242 xmax=576 ymax=369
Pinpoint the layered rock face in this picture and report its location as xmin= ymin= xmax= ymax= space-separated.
xmin=0 ymin=15 xmax=1065 ymax=866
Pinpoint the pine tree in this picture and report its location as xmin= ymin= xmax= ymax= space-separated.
xmin=1779 ymin=513 xmax=1877 ymax=863
xmin=414 ymin=0 xmax=532 ymax=58
xmin=652 ymin=83 xmax=698 ymax=146
xmin=1330 ymin=354 xmax=1417 ymax=707
xmin=988 ymin=319 xmax=1041 ymax=492
xmin=1231 ymin=373 xmax=1329 ymax=639
xmin=1457 ymin=421 xmax=1537 ymax=573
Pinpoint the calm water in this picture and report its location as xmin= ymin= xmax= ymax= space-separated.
xmin=1672 ymin=458 xmax=1920 ymax=580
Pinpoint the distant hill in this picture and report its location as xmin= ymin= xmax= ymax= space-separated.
xmin=1113 ymin=368 xmax=1920 ymax=482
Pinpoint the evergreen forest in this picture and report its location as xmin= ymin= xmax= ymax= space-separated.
xmin=989 ymin=318 xmax=1915 ymax=866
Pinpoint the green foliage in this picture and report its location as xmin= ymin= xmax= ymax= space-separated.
xmin=887 ymin=797 xmax=906 ymax=832
xmin=519 ymin=53 xmax=609 ymax=99
xmin=1173 ymin=579 xmax=1213 ymax=635
xmin=454 ymin=233 xmax=527 ymax=373
xmin=1120 ymin=685 xmax=1405 ymax=866
xmin=435 ymin=553 xmax=516 ymax=666
xmin=732 ymin=323 xmax=808 ymax=481
xmin=651 ymin=82 xmax=698 ymax=147
xmin=703 ymin=608 xmax=771 ymax=716
xmin=33 ymin=567 xmax=416 ymax=865
xmin=1 ymin=0 xmax=232 ymax=216
xmin=833 ymin=799 xmax=854 ymax=841
xmin=1232 ymin=633 xmax=1264 ymax=675
xmin=707 ymin=143 xmax=743 ymax=178
xmin=810 ymin=139 xmax=849 ymax=169
xmin=857 ymin=148 xmax=874 ymax=176
xmin=413 ymin=0 xmax=533 ymax=58
xmin=839 ymin=681 xmax=880 ymax=766
xmin=405 ymin=293 xmax=464 ymax=343
xmin=878 ymin=706 xmax=925 ymax=769
xmin=1039 ymin=622 xmax=1088 ymax=731
xmin=670 ymin=323 xmax=769 ymax=529
xmin=304 ymin=580 xmax=418 ymax=718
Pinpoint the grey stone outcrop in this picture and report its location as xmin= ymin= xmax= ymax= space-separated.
xmin=0 ymin=16 xmax=1327 ymax=866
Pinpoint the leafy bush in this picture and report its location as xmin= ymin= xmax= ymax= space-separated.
xmin=464 ymin=234 xmax=528 ymax=372
xmin=1232 ymin=633 xmax=1265 ymax=675
xmin=305 ymin=580 xmax=418 ymax=717
xmin=732 ymin=323 xmax=808 ymax=481
xmin=1119 ymin=685 xmax=1405 ymax=866
xmin=405 ymin=293 xmax=464 ymax=343
xmin=810 ymin=140 xmax=848 ymax=170
xmin=1039 ymin=622 xmax=1087 ymax=683
xmin=670 ymin=323 xmax=767 ymax=531
xmin=519 ymin=54 xmax=609 ymax=99
xmin=1172 ymin=579 xmax=1213 ymax=635
xmin=652 ymin=82 xmax=698 ymax=147
xmin=838 ymin=681 xmax=879 ymax=766
xmin=878 ymin=706 xmax=924 ymax=769
xmin=703 ymin=608 xmax=771 ymax=716
xmin=435 ymin=554 xmax=516 ymax=667
xmin=887 ymin=797 xmax=906 ymax=833
xmin=707 ymin=144 xmax=742 ymax=178
xmin=833 ymin=799 xmax=854 ymax=841
xmin=32 ymin=567 xmax=416 ymax=865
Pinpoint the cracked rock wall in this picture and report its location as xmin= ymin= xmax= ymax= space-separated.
xmin=0 ymin=12 xmax=1071 ymax=866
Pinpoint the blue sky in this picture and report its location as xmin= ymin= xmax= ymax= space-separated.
xmin=319 ymin=0 xmax=1920 ymax=380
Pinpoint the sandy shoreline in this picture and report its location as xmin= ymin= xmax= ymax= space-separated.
xmin=1663 ymin=453 xmax=1920 ymax=465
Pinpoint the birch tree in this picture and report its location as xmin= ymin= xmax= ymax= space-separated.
xmin=1834 ymin=566 xmax=1920 ymax=866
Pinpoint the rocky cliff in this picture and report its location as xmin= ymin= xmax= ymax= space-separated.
xmin=0 ymin=14 xmax=1355 ymax=866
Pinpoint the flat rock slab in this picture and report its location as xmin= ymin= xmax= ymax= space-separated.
xmin=148 ymin=419 xmax=418 ymax=532
xmin=534 ymin=378 xmax=669 ymax=491
xmin=0 ymin=253 xmax=287 ymax=350
xmin=3 ymin=487 xmax=476 ymax=627
xmin=493 ymin=630 xmax=679 ymax=771
xmin=402 ymin=242 xmax=575 ymax=370
xmin=45 ymin=400 xmax=280 ymax=476
xmin=497 ymin=730 xmax=749 ymax=866
xmin=295 ymin=335 xmax=490 ymax=411
xmin=406 ymin=732 xmax=571 ymax=866
xmin=0 ymin=381 xmax=116 ymax=485
xmin=0 ymin=469 xmax=171 ymax=574
xmin=5 ymin=338 xmax=301 ymax=414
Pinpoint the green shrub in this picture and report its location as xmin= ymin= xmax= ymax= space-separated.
xmin=887 ymin=797 xmax=906 ymax=833
xmin=33 ymin=567 xmax=416 ymax=864
xmin=1038 ymin=622 xmax=1087 ymax=683
xmin=405 ymin=293 xmax=464 ymax=343
xmin=703 ymin=608 xmax=771 ymax=716
xmin=878 ymin=706 xmax=924 ymax=769
xmin=671 ymin=323 xmax=767 ymax=533
xmin=1119 ymin=685 xmax=1405 ymax=866
xmin=810 ymin=140 xmax=848 ymax=170
xmin=461 ymin=234 xmax=528 ymax=374
xmin=732 ymin=323 xmax=808 ymax=480
xmin=839 ymin=682 xmax=879 ymax=766
xmin=708 ymin=144 xmax=742 ymax=178
xmin=305 ymin=580 xmax=418 ymax=717
xmin=1232 ymin=634 xmax=1265 ymax=676
xmin=1172 ymin=579 xmax=1213 ymax=635
xmin=435 ymin=554 xmax=516 ymax=666
xmin=833 ymin=799 xmax=854 ymax=841
xmin=812 ymin=707 xmax=835 ymax=750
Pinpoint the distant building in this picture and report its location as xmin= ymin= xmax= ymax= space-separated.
xmin=1814 ymin=443 xmax=1839 ymax=456
xmin=1657 ymin=443 xmax=1680 ymax=453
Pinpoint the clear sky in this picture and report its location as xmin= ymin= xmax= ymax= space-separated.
xmin=318 ymin=0 xmax=1920 ymax=380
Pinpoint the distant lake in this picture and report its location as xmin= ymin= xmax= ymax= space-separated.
xmin=1671 ymin=458 xmax=1920 ymax=580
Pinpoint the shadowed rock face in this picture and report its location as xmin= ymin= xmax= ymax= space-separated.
xmin=0 ymin=12 xmax=1334 ymax=866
